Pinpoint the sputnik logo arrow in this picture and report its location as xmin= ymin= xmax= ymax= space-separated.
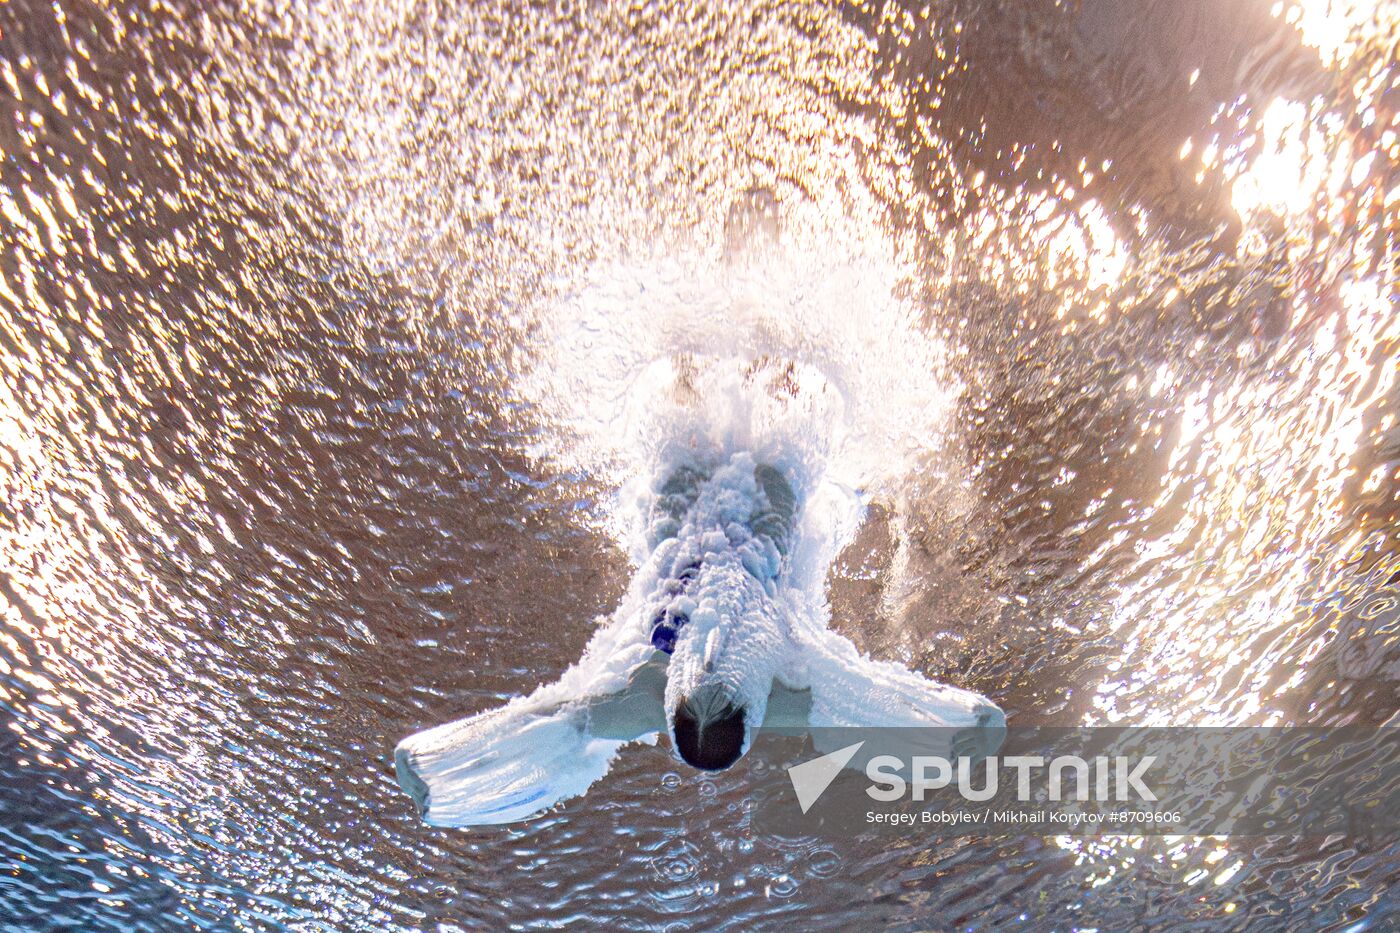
xmin=787 ymin=741 xmax=864 ymax=813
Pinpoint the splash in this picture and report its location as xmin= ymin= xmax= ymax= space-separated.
xmin=517 ymin=227 xmax=961 ymax=577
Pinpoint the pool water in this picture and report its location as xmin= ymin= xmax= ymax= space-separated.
xmin=1 ymin=0 xmax=1398 ymax=929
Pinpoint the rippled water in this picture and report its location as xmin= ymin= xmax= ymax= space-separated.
xmin=2 ymin=0 xmax=1398 ymax=929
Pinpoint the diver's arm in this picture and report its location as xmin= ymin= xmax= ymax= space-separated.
xmin=395 ymin=620 xmax=666 ymax=827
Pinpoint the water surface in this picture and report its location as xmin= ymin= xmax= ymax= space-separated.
xmin=1 ymin=0 xmax=1398 ymax=929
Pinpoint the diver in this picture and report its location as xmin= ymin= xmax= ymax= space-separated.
xmin=395 ymin=452 xmax=1004 ymax=826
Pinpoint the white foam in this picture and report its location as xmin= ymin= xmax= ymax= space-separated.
xmin=517 ymin=232 xmax=961 ymax=579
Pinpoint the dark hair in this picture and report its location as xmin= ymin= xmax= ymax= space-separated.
xmin=673 ymin=697 xmax=746 ymax=771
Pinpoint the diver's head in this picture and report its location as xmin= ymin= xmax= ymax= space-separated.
xmin=671 ymin=683 xmax=747 ymax=771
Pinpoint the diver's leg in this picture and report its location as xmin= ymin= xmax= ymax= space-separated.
xmin=750 ymin=463 xmax=797 ymax=557
xmin=649 ymin=464 xmax=710 ymax=544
